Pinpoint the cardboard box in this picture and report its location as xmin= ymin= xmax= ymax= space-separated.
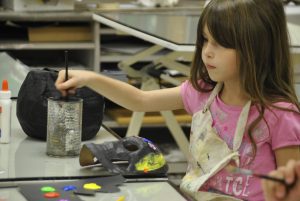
xmin=2 ymin=0 xmax=74 ymax=12
xmin=293 ymin=53 xmax=300 ymax=83
xmin=106 ymin=108 xmax=192 ymax=125
xmin=28 ymin=26 xmax=92 ymax=42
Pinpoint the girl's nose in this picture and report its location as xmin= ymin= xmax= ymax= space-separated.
xmin=203 ymin=44 xmax=214 ymax=58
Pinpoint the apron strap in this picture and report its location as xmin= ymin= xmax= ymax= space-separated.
xmin=202 ymin=82 xmax=251 ymax=151
xmin=203 ymin=82 xmax=223 ymax=112
xmin=232 ymin=100 xmax=251 ymax=151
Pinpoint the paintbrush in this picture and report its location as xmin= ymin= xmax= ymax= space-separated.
xmin=101 ymin=123 xmax=122 ymax=141
xmin=64 ymin=50 xmax=69 ymax=100
xmin=64 ymin=50 xmax=69 ymax=82
xmin=226 ymin=166 xmax=296 ymax=188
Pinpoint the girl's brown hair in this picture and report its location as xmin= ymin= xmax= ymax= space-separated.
xmin=190 ymin=0 xmax=300 ymax=158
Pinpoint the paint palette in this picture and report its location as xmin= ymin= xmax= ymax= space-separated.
xmin=19 ymin=175 xmax=125 ymax=201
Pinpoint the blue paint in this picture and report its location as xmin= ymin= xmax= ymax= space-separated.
xmin=62 ymin=185 xmax=77 ymax=191
xmin=142 ymin=138 xmax=153 ymax=143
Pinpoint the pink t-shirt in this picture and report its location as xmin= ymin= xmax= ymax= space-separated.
xmin=180 ymin=80 xmax=300 ymax=201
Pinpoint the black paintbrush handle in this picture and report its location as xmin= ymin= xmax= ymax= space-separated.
xmin=101 ymin=123 xmax=122 ymax=140
xmin=64 ymin=50 xmax=69 ymax=100
xmin=256 ymin=174 xmax=286 ymax=184
xmin=65 ymin=50 xmax=69 ymax=82
xmin=257 ymin=174 xmax=297 ymax=190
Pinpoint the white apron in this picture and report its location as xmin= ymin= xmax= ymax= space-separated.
xmin=180 ymin=83 xmax=251 ymax=201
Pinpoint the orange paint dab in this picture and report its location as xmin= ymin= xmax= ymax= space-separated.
xmin=143 ymin=167 xmax=149 ymax=173
xmin=44 ymin=192 xmax=60 ymax=198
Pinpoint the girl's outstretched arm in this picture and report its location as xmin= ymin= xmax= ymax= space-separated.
xmin=55 ymin=70 xmax=184 ymax=112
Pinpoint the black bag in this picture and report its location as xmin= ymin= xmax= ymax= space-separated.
xmin=16 ymin=68 xmax=105 ymax=141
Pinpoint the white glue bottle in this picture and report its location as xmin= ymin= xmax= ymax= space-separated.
xmin=0 ymin=80 xmax=12 ymax=143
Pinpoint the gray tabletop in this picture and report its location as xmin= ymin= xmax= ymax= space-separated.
xmin=0 ymin=101 xmax=187 ymax=201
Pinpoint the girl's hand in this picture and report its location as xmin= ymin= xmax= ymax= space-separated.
xmin=55 ymin=70 xmax=96 ymax=96
xmin=262 ymin=160 xmax=300 ymax=201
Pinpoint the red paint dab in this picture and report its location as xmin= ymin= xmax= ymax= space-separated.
xmin=44 ymin=192 xmax=60 ymax=198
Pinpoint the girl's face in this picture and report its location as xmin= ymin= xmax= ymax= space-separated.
xmin=201 ymin=25 xmax=239 ymax=84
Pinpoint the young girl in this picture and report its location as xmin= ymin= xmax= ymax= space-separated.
xmin=55 ymin=0 xmax=300 ymax=200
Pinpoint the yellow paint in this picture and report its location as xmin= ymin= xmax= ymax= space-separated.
xmin=116 ymin=196 xmax=125 ymax=201
xmin=135 ymin=153 xmax=166 ymax=172
xmin=83 ymin=183 xmax=101 ymax=190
